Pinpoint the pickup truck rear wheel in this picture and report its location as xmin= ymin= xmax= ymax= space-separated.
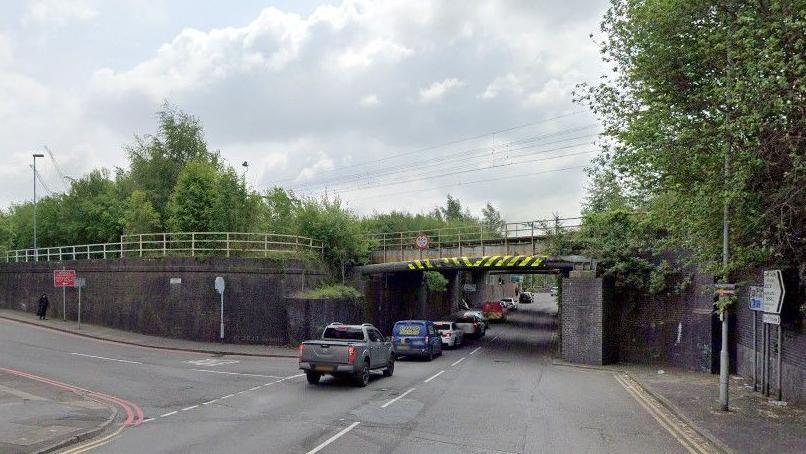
xmin=383 ymin=356 xmax=395 ymax=377
xmin=305 ymin=371 xmax=321 ymax=384
xmin=355 ymin=360 xmax=370 ymax=387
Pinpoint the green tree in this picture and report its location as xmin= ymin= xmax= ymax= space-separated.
xmin=262 ymin=187 xmax=299 ymax=234
xmin=295 ymin=196 xmax=372 ymax=280
xmin=166 ymin=161 xmax=220 ymax=232
xmin=438 ymin=194 xmax=470 ymax=223
xmin=577 ymin=0 xmax=806 ymax=274
xmin=127 ymin=102 xmax=218 ymax=219
xmin=481 ymin=202 xmax=505 ymax=231
xmin=60 ymin=170 xmax=124 ymax=244
xmin=212 ymin=168 xmax=261 ymax=232
xmin=123 ymin=190 xmax=161 ymax=234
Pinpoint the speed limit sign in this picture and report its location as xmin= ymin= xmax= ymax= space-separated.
xmin=415 ymin=234 xmax=429 ymax=250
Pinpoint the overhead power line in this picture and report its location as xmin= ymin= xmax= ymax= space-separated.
xmin=29 ymin=165 xmax=57 ymax=196
xmin=43 ymin=145 xmax=71 ymax=191
xmin=287 ymin=125 xmax=599 ymax=192
xmin=262 ymin=110 xmax=590 ymax=187
xmin=346 ymin=165 xmax=588 ymax=202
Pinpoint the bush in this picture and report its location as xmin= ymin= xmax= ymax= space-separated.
xmin=297 ymin=284 xmax=362 ymax=299
xmin=424 ymin=271 xmax=448 ymax=292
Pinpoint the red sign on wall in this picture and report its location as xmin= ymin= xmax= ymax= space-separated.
xmin=54 ymin=270 xmax=76 ymax=288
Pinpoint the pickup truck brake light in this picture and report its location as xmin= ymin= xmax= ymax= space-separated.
xmin=298 ymin=343 xmax=304 ymax=359
xmin=347 ymin=346 xmax=357 ymax=364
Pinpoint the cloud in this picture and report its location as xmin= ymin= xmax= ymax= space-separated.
xmin=296 ymin=153 xmax=335 ymax=182
xmin=418 ymin=77 xmax=465 ymax=103
xmin=0 ymin=0 xmax=611 ymax=220
xmin=480 ymin=73 xmax=523 ymax=100
xmin=24 ymin=0 xmax=99 ymax=26
xmin=359 ymin=94 xmax=379 ymax=107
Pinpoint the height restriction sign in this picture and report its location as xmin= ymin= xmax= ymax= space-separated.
xmin=53 ymin=270 xmax=76 ymax=288
xmin=415 ymin=234 xmax=429 ymax=250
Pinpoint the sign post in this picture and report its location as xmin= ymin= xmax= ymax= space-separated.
xmin=415 ymin=234 xmax=429 ymax=260
xmin=749 ymin=286 xmax=763 ymax=390
xmin=215 ymin=277 xmax=225 ymax=343
xmin=75 ymin=277 xmax=86 ymax=330
xmin=54 ymin=269 xmax=76 ymax=322
xmin=761 ymin=270 xmax=785 ymax=400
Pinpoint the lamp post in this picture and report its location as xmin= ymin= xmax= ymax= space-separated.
xmin=32 ymin=153 xmax=45 ymax=262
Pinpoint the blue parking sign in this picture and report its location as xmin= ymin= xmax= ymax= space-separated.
xmin=749 ymin=286 xmax=763 ymax=311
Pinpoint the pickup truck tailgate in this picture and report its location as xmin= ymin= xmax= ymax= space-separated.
xmin=301 ymin=340 xmax=352 ymax=365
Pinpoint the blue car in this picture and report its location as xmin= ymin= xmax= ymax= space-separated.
xmin=392 ymin=320 xmax=443 ymax=361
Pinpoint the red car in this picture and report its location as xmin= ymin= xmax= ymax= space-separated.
xmin=482 ymin=301 xmax=506 ymax=322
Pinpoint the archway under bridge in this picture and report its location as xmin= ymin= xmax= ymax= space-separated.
xmin=357 ymin=255 xmax=595 ymax=330
xmin=358 ymin=254 xmax=613 ymax=367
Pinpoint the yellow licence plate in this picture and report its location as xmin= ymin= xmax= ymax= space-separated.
xmin=315 ymin=365 xmax=335 ymax=372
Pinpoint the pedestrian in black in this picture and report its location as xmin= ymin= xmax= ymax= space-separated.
xmin=37 ymin=294 xmax=49 ymax=320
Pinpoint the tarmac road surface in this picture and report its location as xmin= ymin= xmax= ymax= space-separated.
xmin=0 ymin=294 xmax=685 ymax=453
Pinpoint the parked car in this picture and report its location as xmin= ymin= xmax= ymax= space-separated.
xmin=458 ymin=310 xmax=490 ymax=329
xmin=550 ymin=286 xmax=559 ymax=296
xmin=392 ymin=320 xmax=443 ymax=360
xmin=500 ymin=297 xmax=518 ymax=311
xmin=299 ymin=322 xmax=394 ymax=387
xmin=454 ymin=314 xmax=486 ymax=338
xmin=482 ymin=301 xmax=507 ymax=321
xmin=434 ymin=321 xmax=464 ymax=348
xmin=519 ymin=292 xmax=533 ymax=304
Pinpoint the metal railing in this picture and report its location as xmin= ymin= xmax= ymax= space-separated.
xmin=4 ymin=232 xmax=324 ymax=263
xmin=365 ymin=218 xmax=581 ymax=263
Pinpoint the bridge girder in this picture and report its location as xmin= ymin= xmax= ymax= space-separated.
xmin=357 ymin=255 xmax=595 ymax=274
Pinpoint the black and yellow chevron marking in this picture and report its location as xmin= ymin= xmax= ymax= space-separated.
xmin=405 ymin=255 xmax=547 ymax=270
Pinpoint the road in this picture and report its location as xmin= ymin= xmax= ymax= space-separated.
xmin=0 ymin=293 xmax=686 ymax=453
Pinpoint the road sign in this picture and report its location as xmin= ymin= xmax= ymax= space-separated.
xmin=763 ymin=270 xmax=785 ymax=314
xmin=215 ymin=276 xmax=225 ymax=342
xmin=749 ymin=286 xmax=763 ymax=311
xmin=53 ymin=270 xmax=76 ymax=288
xmin=462 ymin=283 xmax=477 ymax=292
xmin=762 ymin=313 xmax=780 ymax=325
xmin=74 ymin=277 xmax=86 ymax=288
xmin=415 ymin=234 xmax=429 ymax=250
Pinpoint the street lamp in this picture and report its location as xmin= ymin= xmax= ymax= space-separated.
xmin=32 ymin=153 xmax=44 ymax=261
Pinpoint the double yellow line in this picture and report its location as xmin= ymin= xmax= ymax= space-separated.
xmin=614 ymin=374 xmax=722 ymax=454
xmin=61 ymin=424 xmax=128 ymax=453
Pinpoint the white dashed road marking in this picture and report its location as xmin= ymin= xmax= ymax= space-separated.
xmin=451 ymin=357 xmax=466 ymax=367
xmin=184 ymin=359 xmax=239 ymax=367
xmin=70 ymin=353 xmax=142 ymax=364
xmin=424 ymin=370 xmax=445 ymax=383
xmin=147 ymin=373 xmax=306 ymax=422
xmin=191 ymin=369 xmax=282 ymax=378
xmin=306 ymin=422 xmax=360 ymax=454
xmin=470 ymin=347 xmax=481 ymax=355
xmin=381 ymin=388 xmax=416 ymax=408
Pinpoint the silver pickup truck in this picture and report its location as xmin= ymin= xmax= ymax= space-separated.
xmin=299 ymin=323 xmax=395 ymax=387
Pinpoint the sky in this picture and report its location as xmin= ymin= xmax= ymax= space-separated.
xmin=0 ymin=0 xmax=610 ymax=223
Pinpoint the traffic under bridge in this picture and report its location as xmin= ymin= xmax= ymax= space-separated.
xmin=358 ymin=254 xmax=615 ymax=366
xmin=358 ymin=254 xmax=595 ymax=329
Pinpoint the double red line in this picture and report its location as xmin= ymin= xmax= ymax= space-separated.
xmin=0 ymin=367 xmax=144 ymax=426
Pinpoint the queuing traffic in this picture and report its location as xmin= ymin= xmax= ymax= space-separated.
xmin=298 ymin=294 xmax=536 ymax=386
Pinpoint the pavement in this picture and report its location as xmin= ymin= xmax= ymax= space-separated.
xmin=0 ymin=368 xmax=116 ymax=454
xmin=1 ymin=295 xmax=802 ymax=453
xmin=622 ymin=364 xmax=806 ymax=453
xmin=0 ymin=309 xmax=296 ymax=358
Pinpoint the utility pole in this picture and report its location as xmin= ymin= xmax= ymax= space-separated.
xmin=32 ymin=153 xmax=45 ymax=261
xmin=718 ymin=6 xmax=735 ymax=412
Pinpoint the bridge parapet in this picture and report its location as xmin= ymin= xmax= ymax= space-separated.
xmin=366 ymin=217 xmax=580 ymax=264
xmin=5 ymin=232 xmax=324 ymax=263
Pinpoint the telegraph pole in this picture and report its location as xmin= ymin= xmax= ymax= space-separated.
xmin=718 ymin=6 xmax=735 ymax=412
